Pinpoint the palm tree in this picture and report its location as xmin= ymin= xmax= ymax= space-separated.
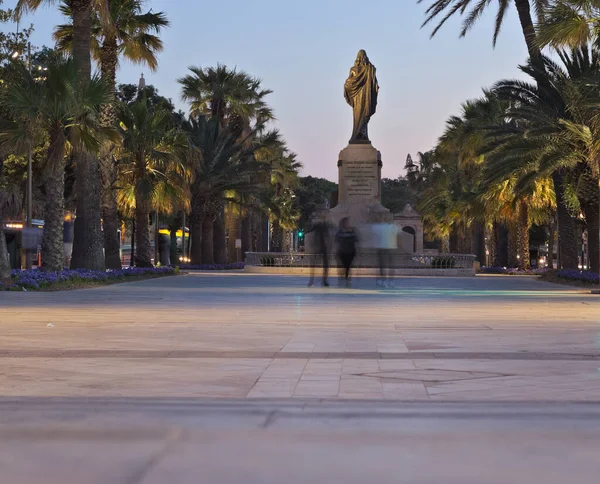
xmin=419 ymin=0 xmax=548 ymax=64
xmin=54 ymin=0 xmax=169 ymax=269
xmin=265 ymin=148 xmax=302 ymax=252
xmin=16 ymin=0 xmax=111 ymax=271
xmin=482 ymin=49 xmax=600 ymax=269
xmin=115 ymin=95 xmax=186 ymax=267
xmin=537 ymin=0 xmax=600 ymax=49
xmin=185 ymin=116 xmax=267 ymax=265
xmin=2 ymin=57 xmax=110 ymax=271
xmin=179 ymin=65 xmax=274 ymax=262
xmin=179 ymin=65 xmax=273 ymax=127
xmin=419 ymin=1 xmax=586 ymax=268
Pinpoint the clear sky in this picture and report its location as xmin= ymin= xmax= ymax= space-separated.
xmin=6 ymin=0 xmax=529 ymax=181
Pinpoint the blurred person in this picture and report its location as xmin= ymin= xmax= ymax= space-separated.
xmin=336 ymin=217 xmax=358 ymax=287
xmin=308 ymin=220 xmax=330 ymax=287
xmin=372 ymin=221 xmax=398 ymax=288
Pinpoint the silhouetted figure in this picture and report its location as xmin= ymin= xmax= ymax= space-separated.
xmin=336 ymin=217 xmax=358 ymax=287
xmin=308 ymin=221 xmax=330 ymax=287
xmin=372 ymin=222 xmax=398 ymax=288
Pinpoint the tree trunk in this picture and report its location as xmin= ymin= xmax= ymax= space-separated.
xmin=517 ymin=201 xmax=530 ymax=269
xmin=241 ymin=213 xmax=251 ymax=260
xmin=0 ymin=221 xmax=10 ymax=280
xmin=99 ymin=38 xmax=121 ymax=270
xmin=130 ymin=217 xmax=135 ymax=267
xmin=472 ymin=222 xmax=486 ymax=263
xmin=213 ymin=200 xmax=227 ymax=264
xmin=190 ymin=217 xmax=202 ymax=265
xmin=226 ymin=203 xmax=241 ymax=262
xmin=41 ymin=129 xmax=66 ymax=272
xmin=457 ymin=223 xmax=472 ymax=254
xmin=169 ymin=226 xmax=178 ymax=266
xmin=488 ymin=223 xmax=497 ymax=267
xmin=514 ymin=0 xmax=543 ymax=65
xmin=583 ymin=201 xmax=599 ymax=274
xmin=547 ymin=222 xmax=555 ymax=269
xmin=508 ymin=222 xmax=519 ymax=268
xmin=134 ymin=183 xmax=151 ymax=267
xmin=440 ymin=234 xmax=450 ymax=253
xmin=202 ymin=216 xmax=214 ymax=264
xmin=271 ymin=220 xmax=283 ymax=252
xmin=259 ymin=214 xmax=269 ymax=252
xmin=553 ymin=172 xmax=579 ymax=269
xmin=70 ymin=0 xmax=105 ymax=270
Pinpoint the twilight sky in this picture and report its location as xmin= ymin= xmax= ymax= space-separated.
xmin=7 ymin=0 xmax=529 ymax=181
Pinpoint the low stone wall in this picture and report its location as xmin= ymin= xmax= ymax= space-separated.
xmin=245 ymin=266 xmax=475 ymax=276
xmin=244 ymin=252 xmax=477 ymax=277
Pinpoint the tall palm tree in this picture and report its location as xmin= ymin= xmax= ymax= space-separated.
xmin=185 ymin=116 xmax=266 ymax=265
xmin=482 ymin=49 xmax=600 ymax=269
xmin=54 ymin=0 xmax=169 ymax=269
xmin=418 ymin=0 xmax=582 ymax=268
xmin=15 ymin=0 xmax=111 ymax=271
xmin=179 ymin=65 xmax=274 ymax=262
xmin=537 ymin=0 xmax=600 ymax=49
xmin=419 ymin=0 xmax=548 ymax=63
xmin=115 ymin=95 xmax=186 ymax=267
xmin=179 ymin=65 xmax=273 ymax=127
xmin=2 ymin=57 xmax=110 ymax=271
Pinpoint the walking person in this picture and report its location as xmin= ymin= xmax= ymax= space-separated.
xmin=372 ymin=221 xmax=398 ymax=288
xmin=308 ymin=220 xmax=330 ymax=287
xmin=336 ymin=217 xmax=358 ymax=287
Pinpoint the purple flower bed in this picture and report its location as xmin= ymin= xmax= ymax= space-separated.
xmin=178 ymin=263 xmax=244 ymax=271
xmin=556 ymin=269 xmax=600 ymax=285
xmin=0 ymin=266 xmax=176 ymax=291
xmin=479 ymin=266 xmax=548 ymax=275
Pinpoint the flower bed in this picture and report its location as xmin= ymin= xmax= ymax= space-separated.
xmin=555 ymin=269 xmax=600 ymax=285
xmin=178 ymin=263 xmax=244 ymax=271
xmin=0 ymin=266 xmax=177 ymax=291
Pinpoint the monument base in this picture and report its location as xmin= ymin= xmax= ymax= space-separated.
xmin=327 ymin=142 xmax=392 ymax=228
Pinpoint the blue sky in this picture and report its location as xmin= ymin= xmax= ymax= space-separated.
xmin=6 ymin=0 xmax=529 ymax=181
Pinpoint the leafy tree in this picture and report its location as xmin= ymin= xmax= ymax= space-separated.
xmin=54 ymin=0 xmax=169 ymax=269
xmin=115 ymin=94 xmax=187 ymax=267
xmin=185 ymin=116 xmax=268 ymax=264
xmin=381 ymin=177 xmax=416 ymax=214
xmin=2 ymin=56 xmax=111 ymax=271
xmin=295 ymin=176 xmax=337 ymax=232
xmin=16 ymin=0 xmax=113 ymax=271
xmin=179 ymin=65 xmax=276 ymax=262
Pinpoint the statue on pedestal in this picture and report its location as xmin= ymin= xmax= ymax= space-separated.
xmin=344 ymin=50 xmax=379 ymax=143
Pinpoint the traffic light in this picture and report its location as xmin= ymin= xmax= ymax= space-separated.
xmin=298 ymin=230 xmax=304 ymax=240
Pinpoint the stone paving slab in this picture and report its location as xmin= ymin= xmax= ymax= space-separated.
xmin=1 ymin=400 xmax=600 ymax=484
xmin=1 ymin=273 xmax=600 ymax=401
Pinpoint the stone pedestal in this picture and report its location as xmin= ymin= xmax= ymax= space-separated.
xmin=328 ymin=143 xmax=392 ymax=228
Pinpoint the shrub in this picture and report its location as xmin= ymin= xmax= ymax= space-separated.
xmin=1 ymin=266 xmax=176 ymax=291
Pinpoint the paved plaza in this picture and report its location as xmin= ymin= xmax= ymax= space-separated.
xmin=1 ymin=273 xmax=600 ymax=482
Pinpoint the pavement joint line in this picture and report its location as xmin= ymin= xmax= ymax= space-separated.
xmin=125 ymin=426 xmax=184 ymax=484
xmin=0 ymin=350 xmax=599 ymax=361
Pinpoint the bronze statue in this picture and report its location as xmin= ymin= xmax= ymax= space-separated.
xmin=344 ymin=50 xmax=379 ymax=143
